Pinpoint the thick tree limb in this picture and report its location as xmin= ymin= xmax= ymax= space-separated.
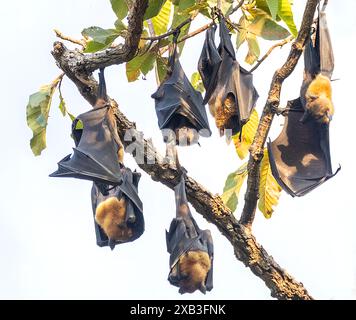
xmin=50 ymin=0 xmax=317 ymax=300
xmin=239 ymin=0 xmax=320 ymax=228
xmin=52 ymin=45 xmax=313 ymax=301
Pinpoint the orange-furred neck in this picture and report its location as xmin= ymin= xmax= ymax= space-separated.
xmin=305 ymin=74 xmax=334 ymax=124
xmin=95 ymin=197 xmax=133 ymax=241
xmin=177 ymin=250 xmax=211 ymax=294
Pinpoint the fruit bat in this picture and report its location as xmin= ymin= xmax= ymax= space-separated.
xmin=166 ymin=176 xmax=214 ymax=294
xmin=300 ymin=4 xmax=334 ymax=125
xmin=91 ymin=166 xmax=144 ymax=250
xmin=267 ymin=98 xmax=340 ymax=197
xmin=151 ymin=34 xmax=212 ymax=147
xmin=198 ymin=19 xmax=259 ymax=137
xmin=267 ymin=3 xmax=339 ymax=197
xmin=50 ymin=69 xmax=124 ymax=185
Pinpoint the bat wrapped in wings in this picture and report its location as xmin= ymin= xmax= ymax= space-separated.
xmin=91 ymin=167 xmax=144 ymax=250
xmin=198 ymin=19 xmax=259 ymax=138
xmin=152 ymin=32 xmax=211 ymax=147
xmin=166 ymin=175 xmax=214 ymax=294
xmin=267 ymin=4 xmax=340 ymax=197
xmin=50 ymin=69 xmax=124 ymax=185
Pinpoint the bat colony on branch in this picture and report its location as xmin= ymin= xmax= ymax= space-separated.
xmin=50 ymin=2 xmax=338 ymax=294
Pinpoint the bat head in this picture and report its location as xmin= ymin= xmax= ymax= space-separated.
xmin=170 ymin=250 xmax=211 ymax=295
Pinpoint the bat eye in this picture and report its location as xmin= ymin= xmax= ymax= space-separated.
xmin=180 ymin=272 xmax=189 ymax=280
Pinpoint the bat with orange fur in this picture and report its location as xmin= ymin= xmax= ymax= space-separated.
xmin=166 ymin=176 xmax=214 ymax=294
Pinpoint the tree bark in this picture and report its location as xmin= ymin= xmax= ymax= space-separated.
xmin=51 ymin=0 xmax=320 ymax=300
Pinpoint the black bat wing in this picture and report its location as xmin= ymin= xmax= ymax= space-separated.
xmin=209 ymin=20 xmax=258 ymax=131
xmin=303 ymin=5 xmax=334 ymax=81
xmin=267 ymin=98 xmax=340 ymax=197
xmin=50 ymin=106 xmax=122 ymax=185
xmin=91 ymin=167 xmax=144 ymax=248
xmin=166 ymin=176 xmax=214 ymax=288
xmin=152 ymin=55 xmax=211 ymax=136
xmin=198 ymin=24 xmax=222 ymax=104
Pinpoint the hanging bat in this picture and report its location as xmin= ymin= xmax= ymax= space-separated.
xmin=303 ymin=73 xmax=334 ymax=124
xmin=50 ymin=68 xmax=124 ymax=185
xmin=92 ymin=167 xmax=144 ymax=249
xmin=267 ymin=3 xmax=340 ymax=197
xmin=198 ymin=19 xmax=259 ymax=138
xmin=300 ymin=4 xmax=335 ymax=125
xmin=166 ymin=176 xmax=214 ymax=294
xmin=152 ymin=36 xmax=211 ymax=147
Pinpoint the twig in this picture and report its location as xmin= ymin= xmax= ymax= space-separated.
xmin=239 ymin=0 xmax=320 ymax=228
xmin=50 ymin=0 xmax=319 ymax=300
xmin=160 ymin=22 xmax=213 ymax=55
xmin=230 ymin=0 xmax=245 ymax=15
xmin=142 ymin=17 xmax=192 ymax=41
xmin=53 ymin=39 xmax=313 ymax=300
xmin=54 ymin=29 xmax=85 ymax=48
xmin=249 ymin=36 xmax=294 ymax=73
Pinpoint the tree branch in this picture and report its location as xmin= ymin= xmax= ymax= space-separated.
xmin=53 ymin=0 xmax=148 ymax=75
xmin=54 ymin=29 xmax=85 ymax=48
xmin=239 ymin=0 xmax=320 ymax=228
xmin=142 ymin=17 xmax=193 ymax=41
xmin=50 ymin=0 xmax=318 ymax=300
xmin=52 ymin=44 xmax=312 ymax=301
xmin=249 ymin=36 xmax=294 ymax=73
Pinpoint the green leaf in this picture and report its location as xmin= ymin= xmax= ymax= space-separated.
xmin=58 ymin=89 xmax=76 ymax=123
xmin=178 ymin=0 xmax=195 ymax=10
xmin=155 ymin=56 xmax=168 ymax=84
xmin=151 ymin=0 xmax=172 ymax=35
xmin=255 ymin=0 xmax=271 ymax=15
xmin=233 ymin=109 xmax=258 ymax=160
xmin=110 ymin=0 xmax=128 ymax=19
xmin=144 ymin=0 xmax=166 ymax=20
xmin=58 ymin=92 xmax=66 ymax=116
xmin=221 ymin=162 xmax=248 ymax=213
xmin=245 ymin=33 xmax=260 ymax=65
xmin=278 ymin=0 xmax=297 ymax=37
xmin=26 ymin=78 xmax=60 ymax=156
xmin=82 ymin=26 xmax=121 ymax=53
xmin=266 ymin=0 xmax=279 ymax=20
xmin=191 ymin=72 xmax=205 ymax=93
xmin=114 ymin=19 xmax=127 ymax=31
xmin=258 ymin=149 xmax=282 ymax=218
xmin=82 ymin=26 xmax=120 ymax=44
xmin=171 ymin=3 xmax=191 ymax=54
xmin=248 ymin=12 xmax=290 ymax=40
xmin=126 ymin=51 xmax=157 ymax=82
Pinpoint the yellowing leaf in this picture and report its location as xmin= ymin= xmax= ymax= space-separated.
xmin=191 ymin=72 xmax=204 ymax=93
xmin=26 ymin=77 xmax=60 ymax=156
xmin=144 ymin=0 xmax=166 ymax=20
xmin=126 ymin=50 xmax=157 ymax=82
xmin=155 ymin=56 xmax=168 ymax=84
xmin=258 ymin=149 xmax=282 ymax=218
xmin=233 ymin=109 xmax=259 ymax=160
xmin=221 ymin=162 xmax=248 ymax=213
xmin=236 ymin=16 xmax=248 ymax=49
xmin=152 ymin=0 xmax=172 ymax=35
xmin=245 ymin=33 xmax=260 ymax=65
xmin=248 ymin=11 xmax=290 ymax=40
xmin=278 ymin=0 xmax=297 ymax=37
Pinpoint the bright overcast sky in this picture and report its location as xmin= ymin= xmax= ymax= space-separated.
xmin=0 ymin=0 xmax=355 ymax=299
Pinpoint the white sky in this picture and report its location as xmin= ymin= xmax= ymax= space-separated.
xmin=0 ymin=0 xmax=355 ymax=300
